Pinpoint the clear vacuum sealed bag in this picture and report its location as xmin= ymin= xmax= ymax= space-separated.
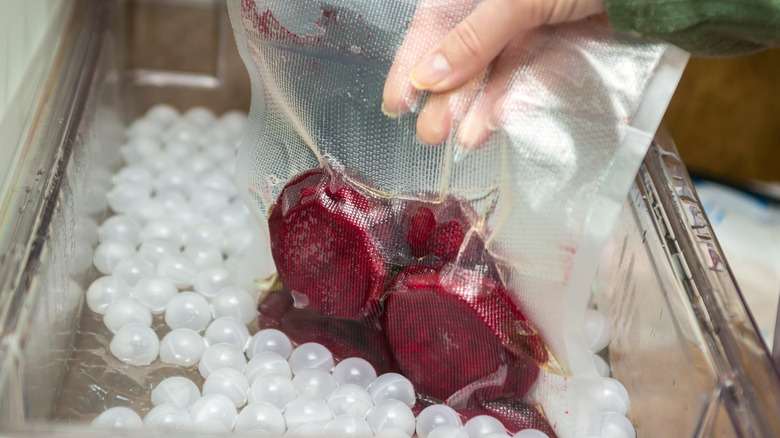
xmin=228 ymin=0 xmax=687 ymax=435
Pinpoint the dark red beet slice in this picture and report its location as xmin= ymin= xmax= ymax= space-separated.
xmin=257 ymin=289 xmax=295 ymax=328
xmin=428 ymin=220 xmax=466 ymax=262
xmin=406 ymin=207 xmax=436 ymax=258
xmin=268 ymin=169 xmax=389 ymax=319
xmin=384 ymin=265 xmax=544 ymax=402
xmin=281 ymin=307 xmax=399 ymax=374
xmin=400 ymin=197 xmax=475 ymax=265
xmin=456 ymin=402 xmax=557 ymax=437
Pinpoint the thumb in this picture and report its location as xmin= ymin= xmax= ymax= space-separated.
xmin=410 ymin=0 xmax=605 ymax=93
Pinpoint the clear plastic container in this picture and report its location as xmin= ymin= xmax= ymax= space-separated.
xmin=0 ymin=1 xmax=779 ymax=437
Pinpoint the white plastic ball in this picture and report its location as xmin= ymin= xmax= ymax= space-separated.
xmin=159 ymin=328 xmax=206 ymax=366
xmin=204 ymin=316 xmax=251 ymax=349
xmin=183 ymin=106 xmax=216 ymax=127
xmin=190 ymin=188 xmax=230 ymax=215
xmin=109 ymin=323 xmax=159 ymax=366
xmin=138 ymin=238 xmax=180 ymax=265
xmin=198 ymin=343 xmax=247 ymax=378
xmin=165 ymin=291 xmax=212 ymax=331
xmin=416 ymin=405 xmax=462 ymax=438
xmin=374 ymin=430 xmax=412 ymax=438
xmin=247 ymin=374 xmax=297 ymax=410
xmin=112 ymin=165 xmax=154 ymax=186
xmin=98 ymin=215 xmax=142 ymax=246
xmin=193 ymin=265 xmax=234 ymax=299
xmin=368 ymin=373 xmax=416 ymax=407
xmin=107 ymin=181 xmax=152 ymax=214
xmin=126 ymin=118 xmax=164 ymax=140
xmin=247 ymin=329 xmax=293 ymax=359
xmin=193 ymin=419 xmax=231 ymax=433
xmin=594 ymin=354 xmax=611 ymax=377
xmin=162 ymin=140 xmax=195 ymax=161
xmin=204 ymin=143 xmax=235 ymax=164
xmin=184 ymin=221 xmax=223 ymax=247
xmin=222 ymin=226 xmax=253 ymax=257
xmin=156 ymin=253 xmax=198 ymax=289
xmin=188 ymin=393 xmax=238 ymax=430
xmin=141 ymin=220 xmax=185 ymax=247
xmin=200 ymin=171 xmax=236 ymax=195
xmin=184 ymin=244 xmax=224 ymax=269
xmin=219 ymin=110 xmax=247 ymax=137
xmin=288 ymin=343 xmax=334 ymax=374
xmin=184 ymin=154 xmax=216 ymax=178
xmin=210 ymin=286 xmax=255 ymax=324
xmin=463 ymin=415 xmax=506 ymax=438
xmin=91 ymin=406 xmax=143 ymax=429
xmin=512 ymin=430 xmax=550 ymax=438
xmin=145 ymin=103 xmax=179 ymax=126
xmin=126 ymin=198 xmax=168 ymax=227
xmin=120 ymin=137 xmax=161 ymax=165
xmin=151 ymin=376 xmax=201 ymax=410
xmin=234 ymin=402 xmax=286 ymax=435
xmin=584 ymin=309 xmax=613 ymax=353
xmin=153 ymin=167 xmax=194 ymax=196
xmin=202 ymin=367 xmax=250 ymax=408
xmin=326 ymin=384 xmax=374 ymax=418
xmin=284 ymin=396 xmax=333 ymax=429
xmin=154 ymin=190 xmax=188 ymax=211
xmin=599 ymin=412 xmax=636 ymax=438
xmin=332 ymin=357 xmax=377 ymax=389
xmin=103 ymin=298 xmax=153 ymax=333
xmin=86 ymin=276 xmax=131 ymax=314
xmin=112 ymin=256 xmax=154 ymax=287
xmin=244 ymin=351 xmax=293 ymax=382
xmin=292 ymin=367 xmax=338 ymax=400
xmin=429 ymin=425 xmax=469 ymax=438
xmin=93 ymin=239 xmax=136 ymax=275
xmin=324 ymin=415 xmax=373 ymax=438
xmin=285 ymin=423 xmax=327 ymax=438
xmin=163 ymin=120 xmax=199 ymax=144
xmin=209 ymin=204 xmax=248 ymax=230
xmin=365 ymin=399 xmax=416 ymax=437
xmin=169 ymin=206 xmax=202 ymax=229
xmin=143 ymin=403 xmax=192 ymax=432
xmin=603 ymin=377 xmax=630 ymax=415
xmin=133 ymin=276 xmax=178 ymax=313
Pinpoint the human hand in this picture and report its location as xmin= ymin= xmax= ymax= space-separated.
xmin=382 ymin=0 xmax=606 ymax=146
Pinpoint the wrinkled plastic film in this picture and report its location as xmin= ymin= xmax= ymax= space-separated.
xmin=228 ymin=1 xmax=687 ymax=436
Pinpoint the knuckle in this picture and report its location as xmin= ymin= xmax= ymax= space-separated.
xmin=450 ymin=19 xmax=488 ymax=60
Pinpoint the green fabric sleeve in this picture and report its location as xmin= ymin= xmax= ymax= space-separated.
xmin=606 ymin=0 xmax=780 ymax=55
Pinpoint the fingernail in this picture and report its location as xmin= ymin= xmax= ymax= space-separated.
xmin=410 ymin=52 xmax=451 ymax=89
xmin=457 ymin=114 xmax=488 ymax=148
xmin=381 ymin=102 xmax=398 ymax=118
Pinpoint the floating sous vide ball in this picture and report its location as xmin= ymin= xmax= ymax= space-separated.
xmin=91 ymin=406 xmax=143 ymax=429
xmin=107 ymin=181 xmax=152 ymax=214
xmin=93 ymin=239 xmax=136 ymax=275
xmin=599 ymin=412 xmax=636 ymax=438
xmin=584 ymin=308 xmax=613 ymax=353
xmin=151 ymin=376 xmax=201 ymax=410
xmin=244 ymin=351 xmax=292 ymax=382
xmin=184 ymin=244 xmax=224 ymax=269
xmin=112 ymin=165 xmax=154 ymax=186
xmin=602 ymin=377 xmax=631 ymax=416
xmin=127 ymin=198 xmax=168 ymax=228
xmin=463 ymin=415 xmax=507 ymax=438
xmin=285 ymin=423 xmax=328 ymax=438
xmin=288 ymin=343 xmax=334 ymax=374
xmin=143 ymin=403 xmax=193 ymax=432
xmin=368 ymin=373 xmax=416 ymax=407
xmin=133 ymin=276 xmax=178 ymax=314
xmin=164 ymin=291 xmax=212 ymax=332
xmin=324 ymin=415 xmax=373 ymax=438
xmin=428 ymin=425 xmax=469 ymax=438
xmin=247 ymin=374 xmax=297 ymax=410
xmin=416 ymin=405 xmax=463 ymax=438
xmin=210 ymin=286 xmax=256 ymax=324
xmin=198 ymin=342 xmax=246 ymax=378
xmin=156 ymin=253 xmax=198 ymax=289
xmin=141 ymin=220 xmax=186 ymax=247
xmin=138 ymin=238 xmax=180 ymax=265
xmin=365 ymin=399 xmax=416 ymax=437
xmin=202 ymin=367 xmax=250 ymax=408
xmin=222 ymin=226 xmax=253 ymax=257
xmin=233 ymin=402 xmax=286 ymax=435
xmin=183 ymin=106 xmax=216 ymax=127
xmin=109 ymin=323 xmax=159 ymax=366
xmin=326 ymin=384 xmax=374 ymax=418
xmin=154 ymin=167 xmax=195 ymax=196
xmin=103 ymin=297 xmax=153 ymax=333
xmin=159 ymin=328 xmax=206 ymax=366
xmin=112 ymin=256 xmax=154 ymax=287
xmin=86 ymin=276 xmax=131 ymax=314
xmin=120 ymin=137 xmax=161 ymax=166
xmin=246 ymin=329 xmax=293 ymax=359
xmin=184 ymin=221 xmax=223 ymax=247
xmin=204 ymin=316 xmax=250 ymax=350
xmin=292 ymin=367 xmax=339 ymax=400
xmin=188 ymin=394 xmax=238 ymax=431
xmin=373 ymin=430 xmax=414 ymax=438
xmin=145 ymin=103 xmax=179 ymax=127
xmin=332 ymin=357 xmax=377 ymax=389
xmin=512 ymin=430 xmax=551 ymax=438
xmin=97 ymin=214 xmax=142 ymax=246
xmin=193 ymin=266 xmax=234 ymax=299
xmin=283 ymin=396 xmax=333 ymax=429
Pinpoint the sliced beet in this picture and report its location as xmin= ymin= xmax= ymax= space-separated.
xmin=456 ymin=402 xmax=557 ymax=437
xmin=400 ymin=197 xmax=476 ymax=265
xmin=428 ymin=220 xmax=466 ymax=262
xmin=268 ymin=169 xmax=390 ymax=319
xmin=384 ymin=265 xmax=544 ymax=402
xmin=281 ymin=307 xmax=399 ymax=374
xmin=406 ymin=207 xmax=436 ymax=258
xmin=257 ymin=289 xmax=295 ymax=328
